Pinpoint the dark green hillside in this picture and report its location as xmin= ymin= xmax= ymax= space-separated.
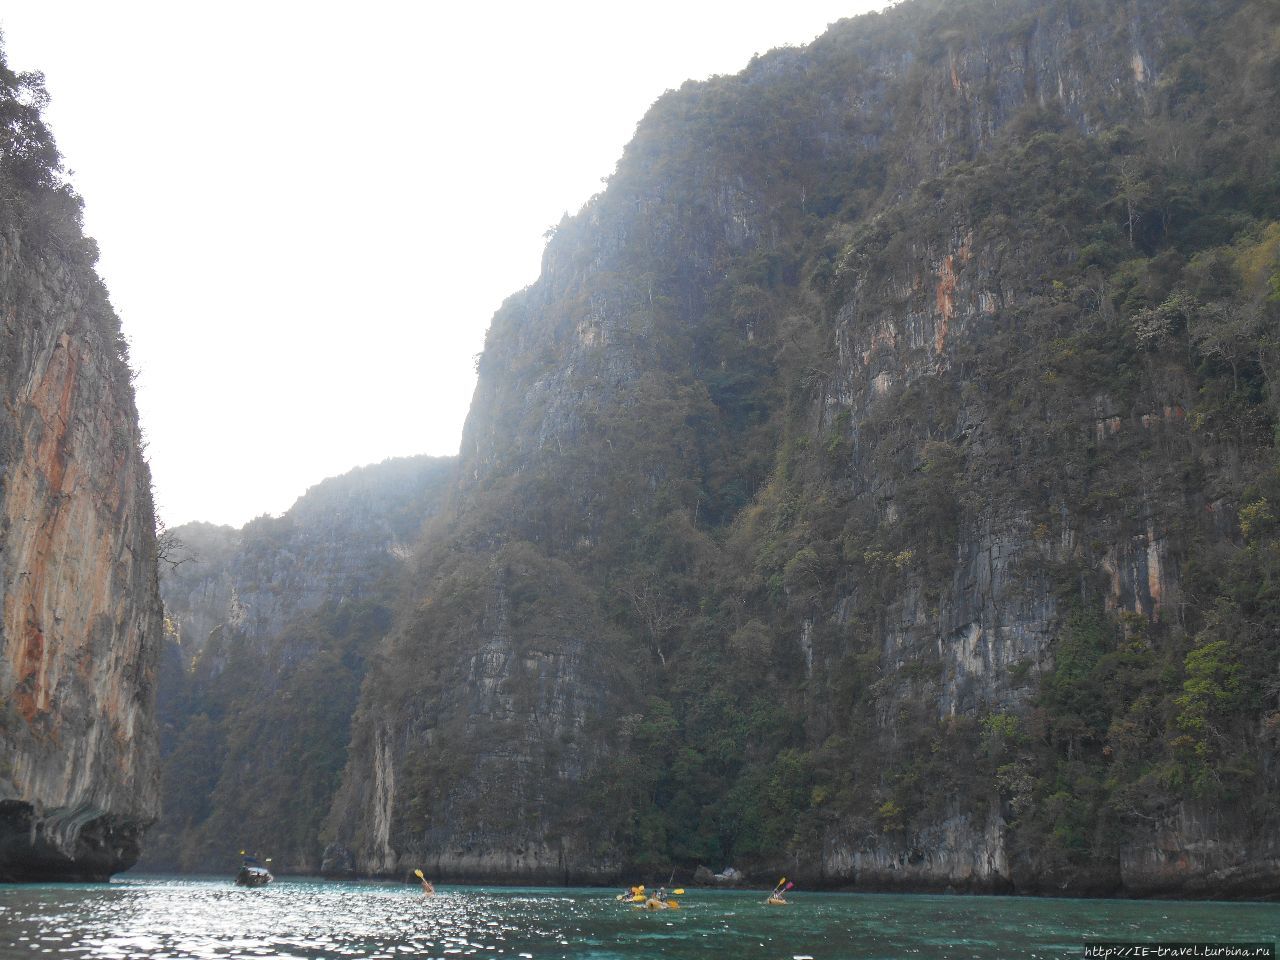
xmin=320 ymin=0 xmax=1280 ymax=896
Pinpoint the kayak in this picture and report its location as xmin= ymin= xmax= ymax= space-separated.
xmin=766 ymin=896 xmax=787 ymax=906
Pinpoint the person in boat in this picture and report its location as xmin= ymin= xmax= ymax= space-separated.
xmin=235 ymin=853 xmax=273 ymax=888
xmin=766 ymin=878 xmax=793 ymax=904
xmin=421 ymin=876 xmax=435 ymax=896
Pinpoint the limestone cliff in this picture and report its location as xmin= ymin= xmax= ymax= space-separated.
xmin=160 ymin=456 xmax=451 ymax=665
xmin=327 ymin=0 xmax=1280 ymax=897
xmin=143 ymin=455 xmax=453 ymax=873
xmin=0 ymin=60 xmax=161 ymax=880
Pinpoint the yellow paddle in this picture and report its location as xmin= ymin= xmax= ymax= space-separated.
xmin=414 ymin=869 xmax=424 ymax=880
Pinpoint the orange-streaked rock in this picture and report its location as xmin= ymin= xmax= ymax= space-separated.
xmin=0 ymin=223 xmax=161 ymax=882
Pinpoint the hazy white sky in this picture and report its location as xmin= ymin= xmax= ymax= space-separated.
xmin=1 ymin=1 xmax=883 ymax=528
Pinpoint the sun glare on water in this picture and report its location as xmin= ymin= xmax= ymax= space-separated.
xmin=1 ymin=878 xmax=1277 ymax=960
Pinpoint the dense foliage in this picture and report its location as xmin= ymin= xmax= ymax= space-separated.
xmin=0 ymin=40 xmax=98 ymax=265
xmin=0 ymin=34 xmax=126 ymax=358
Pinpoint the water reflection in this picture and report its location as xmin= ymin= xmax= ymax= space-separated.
xmin=0 ymin=878 xmax=1276 ymax=960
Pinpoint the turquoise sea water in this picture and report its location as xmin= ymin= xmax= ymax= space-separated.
xmin=0 ymin=877 xmax=1275 ymax=959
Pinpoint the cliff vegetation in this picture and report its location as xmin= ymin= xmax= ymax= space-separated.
xmin=134 ymin=0 xmax=1280 ymax=898
xmin=324 ymin=0 xmax=1280 ymax=896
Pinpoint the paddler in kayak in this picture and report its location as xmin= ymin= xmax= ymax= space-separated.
xmin=642 ymin=886 xmax=683 ymax=910
xmin=765 ymin=877 xmax=793 ymax=905
xmin=415 ymin=868 xmax=435 ymax=896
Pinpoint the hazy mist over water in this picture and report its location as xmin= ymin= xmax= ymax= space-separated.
xmin=1 ymin=877 xmax=1276 ymax=959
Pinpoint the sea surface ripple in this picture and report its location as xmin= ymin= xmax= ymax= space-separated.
xmin=0 ymin=877 xmax=1276 ymax=959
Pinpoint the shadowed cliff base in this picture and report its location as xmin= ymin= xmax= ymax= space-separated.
xmin=0 ymin=801 xmax=148 ymax=883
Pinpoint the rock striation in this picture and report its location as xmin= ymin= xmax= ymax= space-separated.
xmin=0 ymin=64 xmax=162 ymax=879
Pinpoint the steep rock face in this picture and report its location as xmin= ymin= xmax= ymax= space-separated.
xmin=1117 ymin=802 xmax=1280 ymax=900
xmin=143 ymin=455 xmax=453 ymax=873
xmin=324 ymin=542 xmax=627 ymax=882
xmin=0 ymin=80 xmax=162 ymax=879
xmin=330 ymin=0 xmax=1280 ymax=895
xmin=161 ymin=456 xmax=450 ymax=664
